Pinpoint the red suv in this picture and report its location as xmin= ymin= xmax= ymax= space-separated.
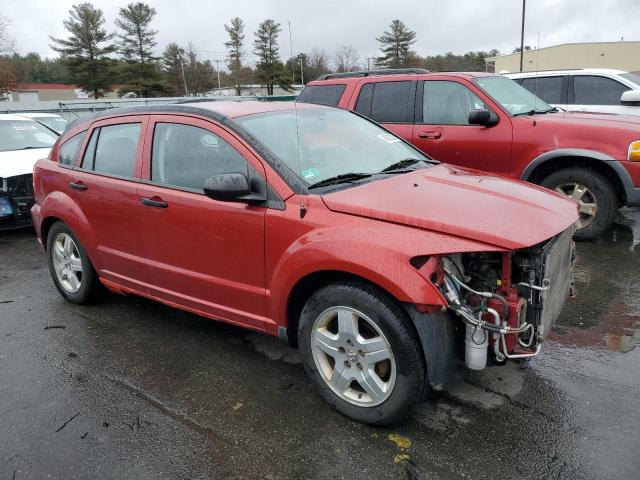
xmin=300 ymin=69 xmax=640 ymax=239
xmin=32 ymin=101 xmax=577 ymax=425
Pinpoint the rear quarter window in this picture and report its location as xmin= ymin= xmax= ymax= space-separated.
xmin=58 ymin=131 xmax=86 ymax=167
xmin=355 ymin=81 xmax=414 ymax=123
xmin=297 ymin=84 xmax=346 ymax=106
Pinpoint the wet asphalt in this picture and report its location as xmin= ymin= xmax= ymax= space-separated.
xmin=1 ymin=209 xmax=639 ymax=480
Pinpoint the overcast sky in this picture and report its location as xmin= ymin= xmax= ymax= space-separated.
xmin=3 ymin=0 xmax=639 ymax=67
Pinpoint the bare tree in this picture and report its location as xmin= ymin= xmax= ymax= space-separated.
xmin=0 ymin=15 xmax=16 ymax=98
xmin=334 ymin=45 xmax=360 ymax=73
xmin=307 ymin=47 xmax=330 ymax=78
xmin=0 ymin=14 xmax=14 ymax=54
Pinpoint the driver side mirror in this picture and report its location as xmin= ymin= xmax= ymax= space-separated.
xmin=621 ymin=90 xmax=640 ymax=106
xmin=203 ymin=173 xmax=266 ymax=204
xmin=468 ymin=109 xmax=499 ymax=127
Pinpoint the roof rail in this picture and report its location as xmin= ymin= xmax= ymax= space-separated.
xmin=315 ymin=68 xmax=430 ymax=81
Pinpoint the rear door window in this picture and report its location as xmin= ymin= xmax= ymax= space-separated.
xmin=355 ymin=81 xmax=414 ymax=123
xmin=151 ymin=123 xmax=248 ymax=191
xmin=58 ymin=131 xmax=85 ymax=166
xmin=82 ymin=123 xmax=141 ymax=178
xmin=520 ymin=76 xmax=566 ymax=104
xmin=297 ymin=84 xmax=346 ymax=106
xmin=572 ymin=75 xmax=630 ymax=105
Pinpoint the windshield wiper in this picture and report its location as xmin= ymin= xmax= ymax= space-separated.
xmin=307 ymin=172 xmax=373 ymax=190
xmin=379 ymin=158 xmax=427 ymax=173
xmin=513 ymin=107 xmax=557 ymax=117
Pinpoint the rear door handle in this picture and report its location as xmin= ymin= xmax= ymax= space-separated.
xmin=418 ymin=131 xmax=442 ymax=139
xmin=141 ymin=197 xmax=168 ymax=208
xmin=69 ymin=181 xmax=88 ymax=191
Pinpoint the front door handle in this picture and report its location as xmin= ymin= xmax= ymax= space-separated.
xmin=418 ymin=131 xmax=442 ymax=139
xmin=69 ymin=181 xmax=88 ymax=191
xmin=141 ymin=197 xmax=168 ymax=208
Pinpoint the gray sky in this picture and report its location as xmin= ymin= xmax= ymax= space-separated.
xmin=3 ymin=0 xmax=639 ymax=68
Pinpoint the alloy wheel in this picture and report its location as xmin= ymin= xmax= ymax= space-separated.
xmin=52 ymin=233 xmax=83 ymax=294
xmin=555 ymin=182 xmax=598 ymax=229
xmin=310 ymin=306 xmax=396 ymax=407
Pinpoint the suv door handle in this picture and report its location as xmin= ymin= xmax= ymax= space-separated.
xmin=418 ymin=131 xmax=442 ymax=139
xmin=141 ymin=197 xmax=168 ymax=208
xmin=69 ymin=181 xmax=88 ymax=191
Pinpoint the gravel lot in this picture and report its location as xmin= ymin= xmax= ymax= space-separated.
xmin=1 ymin=209 xmax=639 ymax=480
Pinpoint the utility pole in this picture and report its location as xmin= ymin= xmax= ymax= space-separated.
xmin=519 ymin=0 xmax=526 ymax=72
xmin=178 ymin=53 xmax=188 ymax=96
xmin=298 ymin=54 xmax=305 ymax=85
xmin=288 ymin=21 xmax=295 ymax=81
xmin=214 ymin=59 xmax=221 ymax=91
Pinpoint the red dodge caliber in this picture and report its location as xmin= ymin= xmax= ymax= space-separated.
xmin=32 ymin=101 xmax=578 ymax=425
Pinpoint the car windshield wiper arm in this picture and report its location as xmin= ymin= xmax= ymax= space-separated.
xmin=379 ymin=158 xmax=427 ymax=173
xmin=307 ymin=172 xmax=373 ymax=189
xmin=513 ymin=107 xmax=556 ymax=117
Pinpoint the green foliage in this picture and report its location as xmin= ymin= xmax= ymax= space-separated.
xmin=376 ymin=20 xmax=417 ymax=68
xmin=6 ymin=52 xmax=69 ymax=83
xmin=421 ymin=50 xmax=500 ymax=72
xmin=224 ymin=17 xmax=245 ymax=95
xmin=50 ymin=3 xmax=117 ymax=98
xmin=253 ymin=19 xmax=291 ymax=95
xmin=115 ymin=2 xmax=165 ymax=97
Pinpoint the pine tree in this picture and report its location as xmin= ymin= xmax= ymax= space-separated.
xmin=50 ymin=3 xmax=117 ymax=98
xmin=161 ymin=42 xmax=186 ymax=96
xmin=375 ymin=20 xmax=417 ymax=68
xmin=253 ymin=19 xmax=291 ymax=95
xmin=224 ymin=17 xmax=245 ymax=96
xmin=115 ymin=2 xmax=164 ymax=97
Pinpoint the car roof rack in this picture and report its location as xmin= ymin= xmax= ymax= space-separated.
xmin=315 ymin=68 xmax=430 ymax=81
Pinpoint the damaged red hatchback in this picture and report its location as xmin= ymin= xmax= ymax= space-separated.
xmin=32 ymin=101 xmax=578 ymax=425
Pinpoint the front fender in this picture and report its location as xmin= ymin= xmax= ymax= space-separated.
xmin=268 ymin=222 xmax=500 ymax=325
xmin=39 ymin=191 xmax=100 ymax=268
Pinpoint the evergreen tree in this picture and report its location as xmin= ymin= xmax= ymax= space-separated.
xmin=161 ymin=42 xmax=186 ymax=96
xmin=50 ymin=3 xmax=117 ymax=98
xmin=224 ymin=17 xmax=245 ymax=96
xmin=115 ymin=2 xmax=164 ymax=97
xmin=375 ymin=20 xmax=417 ymax=68
xmin=253 ymin=19 xmax=291 ymax=95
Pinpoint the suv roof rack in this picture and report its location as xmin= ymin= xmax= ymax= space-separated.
xmin=315 ymin=68 xmax=430 ymax=81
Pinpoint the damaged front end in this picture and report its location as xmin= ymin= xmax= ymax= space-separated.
xmin=441 ymin=226 xmax=575 ymax=370
xmin=0 ymin=174 xmax=35 ymax=229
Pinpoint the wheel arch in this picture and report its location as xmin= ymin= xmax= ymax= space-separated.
xmin=521 ymin=149 xmax=630 ymax=205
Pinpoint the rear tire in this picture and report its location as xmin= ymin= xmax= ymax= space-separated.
xmin=46 ymin=221 xmax=99 ymax=304
xmin=298 ymin=281 xmax=426 ymax=426
xmin=540 ymin=167 xmax=617 ymax=240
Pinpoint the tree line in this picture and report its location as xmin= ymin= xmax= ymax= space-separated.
xmin=0 ymin=4 xmax=502 ymax=99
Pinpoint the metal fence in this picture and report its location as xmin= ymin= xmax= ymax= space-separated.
xmin=0 ymin=95 xmax=298 ymax=121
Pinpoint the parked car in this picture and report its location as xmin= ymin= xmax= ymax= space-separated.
xmin=32 ymin=101 xmax=578 ymax=425
xmin=506 ymin=68 xmax=640 ymax=116
xmin=19 ymin=112 xmax=69 ymax=134
xmin=300 ymin=69 xmax=640 ymax=239
xmin=0 ymin=114 xmax=57 ymax=229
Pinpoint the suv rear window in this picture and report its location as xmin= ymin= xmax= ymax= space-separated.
xmin=81 ymin=123 xmax=141 ymax=178
xmin=355 ymin=81 xmax=413 ymax=123
xmin=297 ymin=84 xmax=346 ymax=106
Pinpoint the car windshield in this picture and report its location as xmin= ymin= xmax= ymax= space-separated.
xmin=236 ymin=106 xmax=431 ymax=187
xmin=0 ymin=119 xmax=58 ymax=152
xmin=620 ymin=72 xmax=640 ymax=88
xmin=475 ymin=76 xmax=553 ymax=115
xmin=33 ymin=116 xmax=68 ymax=134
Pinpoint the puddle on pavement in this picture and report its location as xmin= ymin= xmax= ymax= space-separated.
xmin=550 ymin=208 xmax=640 ymax=353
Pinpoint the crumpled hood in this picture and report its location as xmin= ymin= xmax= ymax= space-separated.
xmin=0 ymin=148 xmax=51 ymax=178
xmin=322 ymin=165 xmax=579 ymax=250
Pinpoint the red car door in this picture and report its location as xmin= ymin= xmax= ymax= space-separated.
xmin=138 ymin=115 xmax=269 ymax=329
xmin=411 ymin=79 xmax=514 ymax=176
xmin=66 ymin=116 xmax=149 ymax=291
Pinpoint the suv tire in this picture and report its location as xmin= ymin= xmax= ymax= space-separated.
xmin=540 ymin=167 xmax=617 ymax=240
xmin=47 ymin=221 xmax=100 ymax=304
xmin=298 ymin=281 xmax=426 ymax=426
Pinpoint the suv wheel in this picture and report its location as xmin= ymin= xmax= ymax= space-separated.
xmin=540 ymin=167 xmax=617 ymax=240
xmin=47 ymin=222 xmax=99 ymax=304
xmin=298 ymin=281 xmax=426 ymax=426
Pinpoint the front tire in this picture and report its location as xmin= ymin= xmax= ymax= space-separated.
xmin=47 ymin=221 xmax=99 ymax=304
xmin=298 ymin=281 xmax=426 ymax=426
xmin=540 ymin=167 xmax=617 ymax=240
